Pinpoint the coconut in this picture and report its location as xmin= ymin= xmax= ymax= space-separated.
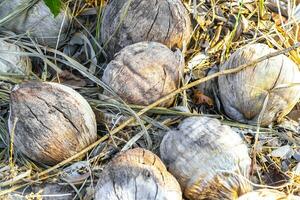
xmin=101 ymin=0 xmax=191 ymax=59
xmin=238 ymin=189 xmax=300 ymax=200
xmin=0 ymin=0 xmax=70 ymax=47
xmin=218 ymin=43 xmax=300 ymax=126
xmin=160 ymin=116 xmax=252 ymax=200
xmin=102 ymin=42 xmax=183 ymax=107
xmin=94 ymin=148 xmax=182 ymax=200
xmin=8 ymin=82 xmax=97 ymax=165
xmin=0 ymin=40 xmax=31 ymax=75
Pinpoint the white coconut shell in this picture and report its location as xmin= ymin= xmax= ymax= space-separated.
xmin=95 ymin=148 xmax=182 ymax=200
xmin=218 ymin=43 xmax=300 ymax=126
xmin=101 ymin=0 xmax=191 ymax=59
xmin=238 ymin=189 xmax=300 ymax=200
xmin=102 ymin=42 xmax=183 ymax=107
xmin=8 ymin=82 xmax=97 ymax=165
xmin=0 ymin=40 xmax=31 ymax=75
xmin=160 ymin=116 xmax=252 ymax=200
xmin=0 ymin=0 xmax=70 ymax=47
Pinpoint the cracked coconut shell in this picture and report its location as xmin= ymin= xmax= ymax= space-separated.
xmin=160 ymin=117 xmax=252 ymax=200
xmin=0 ymin=0 xmax=70 ymax=47
xmin=218 ymin=43 xmax=300 ymax=126
xmin=95 ymin=148 xmax=182 ymax=200
xmin=238 ymin=189 xmax=300 ymax=200
xmin=102 ymin=42 xmax=183 ymax=107
xmin=8 ymin=82 xmax=97 ymax=166
xmin=101 ymin=0 xmax=191 ymax=59
xmin=0 ymin=40 xmax=31 ymax=75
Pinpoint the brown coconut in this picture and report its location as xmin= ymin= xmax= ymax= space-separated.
xmin=218 ymin=43 xmax=300 ymax=126
xmin=94 ymin=148 xmax=182 ymax=200
xmin=8 ymin=82 xmax=97 ymax=165
xmin=101 ymin=0 xmax=191 ymax=59
xmin=0 ymin=0 xmax=70 ymax=47
xmin=160 ymin=116 xmax=252 ymax=200
xmin=0 ymin=40 xmax=31 ymax=75
xmin=102 ymin=42 xmax=183 ymax=107
xmin=238 ymin=189 xmax=300 ymax=200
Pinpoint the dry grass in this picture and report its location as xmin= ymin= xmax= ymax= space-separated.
xmin=0 ymin=0 xmax=299 ymax=199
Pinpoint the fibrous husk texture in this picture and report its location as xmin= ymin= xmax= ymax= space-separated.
xmin=238 ymin=189 xmax=300 ymax=200
xmin=95 ymin=148 xmax=182 ymax=200
xmin=101 ymin=0 xmax=191 ymax=59
xmin=102 ymin=42 xmax=183 ymax=107
xmin=9 ymin=82 xmax=97 ymax=166
xmin=160 ymin=117 xmax=252 ymax=200
xmin=0 ymin=40 xmax=31 ymax=75
xmin=0 ymin=0 xmax=70 ymax=47
xmin=218 ymin=43 xmax=300 ymax=126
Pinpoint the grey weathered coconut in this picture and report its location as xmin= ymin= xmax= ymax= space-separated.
xmin=218 ymin=43 xmax=300 ymax=126
xmin=160 ymin=117 xmax=252 ymax=200
xmin=102 ymin=42 xmax=183 ymax=107
xmin=0 ymin=0 xmax=70 ymax=47
xmin=8 ymin=82 xmax=97 ymax=166
xmin=238 ymin=189 xmax=300 ymax=200
xmin=95 ymin=148 xmax=182 ymax=200
xmin=101 ymin=0 xmax=191 ymax=59
xmin=0 ymin=40 xmax=31 ymax=75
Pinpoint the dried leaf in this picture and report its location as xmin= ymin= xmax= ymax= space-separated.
xmin=56 ymin=70 xmax=87 ymax=87
xmin=288 ymin=103 xmax=300 ymax=122
xmin=293 ymin=162 xmax=300 ymax=175
xmin=61 ymin=161 xmax=90 ymax=184
xmin=193 ymin=90 xmax=214 ymax=106
xmin=187 ymin=53 xmax=208 ymax=70
xmin=271 ymin=12 xmax=288 ymax=25
xmin=270 ymin=145 xmax=293 ymax=159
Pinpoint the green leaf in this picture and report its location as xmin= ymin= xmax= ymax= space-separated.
xmin=44 ymin=0 xmax=62 ymax=17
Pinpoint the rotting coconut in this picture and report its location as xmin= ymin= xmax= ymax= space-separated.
xmin=160 ymin=116 xmax=252 ymax=200
xmin=0 ymin=0 xmax=70 ymax=48
xmin=102 ymin=42 xmax=183 ymax=107
xmin=101 ymin=0 xmax=191 ymax=59
xmin=218 ymin=43 xmax=300 ymax=126
xmin=94 ymin=148 xmax=182 ymax=200
xmin=0 ymin=40 xmax=31 ymax=75
xmin=238 ymin=189 xmax=300 ymax=200
xmin=8 ymin=82 xmax=97 ymax=166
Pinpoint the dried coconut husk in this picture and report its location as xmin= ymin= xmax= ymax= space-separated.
xmin=8 ymin=82 xmax=97 ymax=166
xmin=218 ymin=43 xmax=300 ymax=126
xmin=102 ymin=42 xmax=183 ymax=107
xmin=238 ymin=189 xmax=300 ymax=200
xmin=160 ymin=117 xmax=252 ymax=200
xmin=0 ymin=39 xmax=31 ymax=75
xmin=94 ymin=148 xmax=182 ymax=200
xmin=100 ymin=0 xmax=191 ymax=59
xmin=0 ymin=0 xmax=70 ymax=47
